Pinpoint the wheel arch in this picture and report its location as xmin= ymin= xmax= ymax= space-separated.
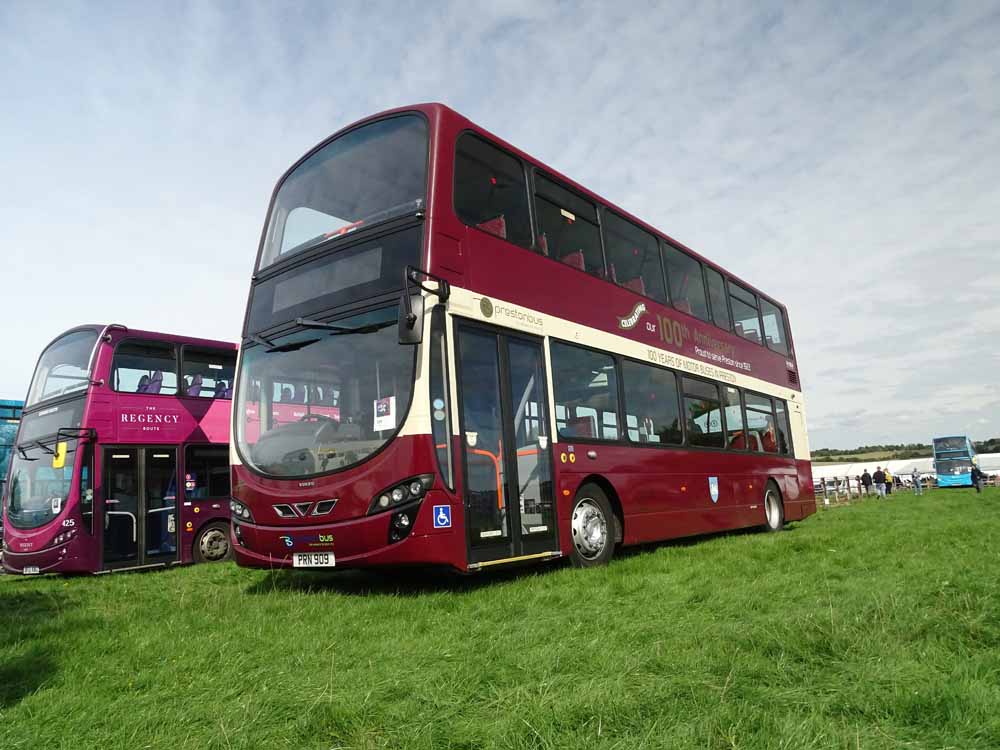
xmin=577 ymin=474 xmax=624 ymax=543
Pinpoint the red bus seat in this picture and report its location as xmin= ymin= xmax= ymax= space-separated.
xmin=675 ymin=299 xmax=692 ymax=314
xmin=561 ymin=250 xmax=585 ymax=270
xmin=566 ymin=415 xmax=595 ymax=438
xmin=535 ymin=233 xmax=549 ymax=255
xmin=476 ymin=214 xmax=506 ymax=239
xmin=622 ymin=277 xmax=645 ymax=295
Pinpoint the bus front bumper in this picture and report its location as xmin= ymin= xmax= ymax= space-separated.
xmin=230 ymin=494 xmax=464 ymax=571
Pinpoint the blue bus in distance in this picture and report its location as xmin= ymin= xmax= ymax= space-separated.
xmin=933 ymin=435 xmax=977 ymax=487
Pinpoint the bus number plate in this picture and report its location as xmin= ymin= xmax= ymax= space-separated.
xmin=23 ymin=566 xmax=41 ymax=575
xmin=292 ymin=552 xmax=335 ymax=568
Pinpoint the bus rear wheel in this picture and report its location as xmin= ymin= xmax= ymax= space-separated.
xmin=762 ymin=481 xmax=784 ymax=533
xmin=569 ymin=484 xmax=616 ymax=568
xmin=194 ymin=522 xmax=233 ymax=563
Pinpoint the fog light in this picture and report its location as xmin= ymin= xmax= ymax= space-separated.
xmin=395 ymin=514 xmax=411 ymax=529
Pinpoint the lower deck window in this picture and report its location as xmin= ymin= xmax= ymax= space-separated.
xmin=551 ymin=343 xmax=619 ymax=441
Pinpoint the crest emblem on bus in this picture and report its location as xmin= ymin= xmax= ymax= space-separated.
xmin=479 ymin=297 xmax=494 ymax=318
xmin=617 ymin=302 xmax=647 ymax=330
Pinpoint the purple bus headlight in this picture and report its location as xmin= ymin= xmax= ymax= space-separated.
xmin=230 ymin=499 xmax=255 ymax=523
xmin=50 ymin=528 xmax=78 ymax=547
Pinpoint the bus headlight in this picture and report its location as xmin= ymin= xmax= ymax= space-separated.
xmin=50 ymin=528 xmax=78 ymax=547
xmin=368 ymin=475 xmax=433 ymax=515
xmin=230 ymin=499 xmax=255 ymax=523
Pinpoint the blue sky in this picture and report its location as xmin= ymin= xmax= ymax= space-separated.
xmin=1 ymin=1 xmax=998 ymax=448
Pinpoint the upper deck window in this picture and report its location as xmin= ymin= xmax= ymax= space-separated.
xmin=25 ymin=329 xmax=99 ymax=408
xmin=604 ymin=212 xmax=666 ymax=303
xmin=181 ymin=347 xmax=237 ymax=399
xmin=662 ymin=245 xmax=709 ymax=322
xmin=259 ymin=114 xmax=428 ymax=271
xmin=760 ymin=298 xmax=790 ymax=356
xmin=112 ymin=341 xmax=179 ymax=396
xmin=729 ymin=282 xmax=763 ymax=345
xmin=704 ymin=267 xmax=732 ymax=331
xmin=454 ymin=134 xmax=532 ymax=248
xmin=534 ymin=175 xmax=604 ymax=277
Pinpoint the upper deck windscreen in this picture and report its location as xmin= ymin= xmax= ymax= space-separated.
xmin=933 ymin=436 xmax=971 ymax=454
xmin=259 ymin=114 xmax=428 ymax=271
xmin=25 ymin=329 xmax=99 ymax=408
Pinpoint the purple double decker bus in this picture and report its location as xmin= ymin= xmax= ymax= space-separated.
xmin=2 ymin=325 xmax=236 ymax=574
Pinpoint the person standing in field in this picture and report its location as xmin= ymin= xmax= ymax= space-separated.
xmin=971 ymin=465 xmax=984 ymax=494
xmin=861 ymin=469 xmax=873 ymax=496
xmin=873 ymin=467 xmax=886 ymax=498
xmin=912 ymin=468 xmax=922 ymax=495
xmin=885 ymin=467 xmax=894 ymax=495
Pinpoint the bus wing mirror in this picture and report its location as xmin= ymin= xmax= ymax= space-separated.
xmin=398 ymin=293 xmax=424 ymax=345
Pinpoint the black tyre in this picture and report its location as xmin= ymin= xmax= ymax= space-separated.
xmin=569 ymin=484 xmax=617 ymax=568
xmin=762 ymin=481 xmax=785 ymax=532
xmin=193 ymin=521 xmax=233 ymax=563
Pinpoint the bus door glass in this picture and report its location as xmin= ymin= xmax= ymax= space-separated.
xmin=104 ymin=449 xmax=140 ymax=566
xmin=102 ymin=447 xmax=178 ymax=568
xmin=144 ymin=449 xmax=178 ymax=563
xmin=457 ymin=325 xmax=557 ymax=565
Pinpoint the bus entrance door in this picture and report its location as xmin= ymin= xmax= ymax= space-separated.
xmin=102 ymin=447 xmax=179 ymax=570
xmin=457 ymin=325 xmax=558 ymax=567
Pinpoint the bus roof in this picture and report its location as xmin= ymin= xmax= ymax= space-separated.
xmin=289 ymin=102 xmax=790 ymax=315
xmin=41 ymin=324 xmax=236 ymax=352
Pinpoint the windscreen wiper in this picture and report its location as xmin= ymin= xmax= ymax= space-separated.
xmin=266 ymin=338 xmax=321 ymax=354
xmin=34 ymin=441 xmax=55 ymax=455
xmin=249 ymin=333 xmax=275 ymax=348
xmin=295 ymin=317 xmax=395 ymax=335
xmin=16 ymin=445 xmax=37 ymax=461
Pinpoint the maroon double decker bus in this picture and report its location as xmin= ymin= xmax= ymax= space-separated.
xmin=2 ymin=325 xmax=236 ymax=574
xmin=230 ymin=104 xmax=815 ymax=573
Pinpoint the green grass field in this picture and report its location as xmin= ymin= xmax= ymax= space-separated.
xmin=3 ymin=487 xmax=1000 ymax=749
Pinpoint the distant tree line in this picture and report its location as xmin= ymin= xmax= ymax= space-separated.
xmin=812 ymin=438 xmax=1000 ymax=460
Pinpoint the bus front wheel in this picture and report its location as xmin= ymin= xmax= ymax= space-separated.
xmin=194 ymin=522 xmax=233 ymax=563
xmin=569 ymin=484 xmax=616 ymax=568
xmin=762 ymin=481 xmax=785 ymax=533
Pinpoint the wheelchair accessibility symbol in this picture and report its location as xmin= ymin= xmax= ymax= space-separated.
xmin=433 ymin=505 xmax=452 ymax=529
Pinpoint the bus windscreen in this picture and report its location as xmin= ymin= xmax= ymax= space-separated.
xmin=259 ymin=114 xmax=427 ymax=270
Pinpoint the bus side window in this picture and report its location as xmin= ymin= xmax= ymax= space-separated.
xmin=181 ymin=346 xmax=237 ymax=398
xmin=550 ymin=342 xmax=620 ymax=441
xmin=112 ymin=341 xmax=179 ymax=395
xmin=534 ymin=175 xmax=604 ymax=277
xmin=774 ymin=399 xmax=792 ymax=454
xmin=604 ymin=211 xmax=666 ymax=304
xmin=760 ymin=298 xmax=790 ymax=356
xmin=681 ymin=377 xmax=725 ymax=448
xmin=454 ymin=134 xmax=532 ymax=249
xmin=730 ymin=282 xmax=764 ymax=346
xmin=723 ymin=386 xmax=746 ymax=450
xmin=621 ymin=360 xmax=682 ymax=445
xmin=662 ymin=244 xmax=710 ymax=322
xmin=705 ymin=266 xmax=732 ymax=331
xmin=745 ymin=392 xmax=777 ymax=453
xmin=184 ymin=446 xmax=231 ymax=498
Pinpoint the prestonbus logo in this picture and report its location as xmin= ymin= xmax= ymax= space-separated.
xmin=617 ymin=302 xmax=647 ymax=330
